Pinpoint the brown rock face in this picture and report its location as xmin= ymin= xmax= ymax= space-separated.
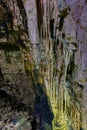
xmin=0 ymin=0 xmax=87 ymax=130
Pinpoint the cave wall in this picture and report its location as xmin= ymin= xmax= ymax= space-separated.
xmin=0 ymin=0 xmax=87 ymax=130
xmin=0 ymin=41 xmax=35 ymax=111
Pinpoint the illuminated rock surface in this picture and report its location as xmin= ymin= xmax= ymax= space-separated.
xmin=0 ymin=0 xmax=87 ymax=130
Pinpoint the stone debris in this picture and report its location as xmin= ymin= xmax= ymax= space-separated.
xmin=0 ymin=110 xmax=32 ymax=130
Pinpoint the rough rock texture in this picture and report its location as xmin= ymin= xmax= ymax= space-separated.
xmin=0 ymin=48 xmax=35 ymax=106
xmin=0 ymin=0 xmax=87 ymax=130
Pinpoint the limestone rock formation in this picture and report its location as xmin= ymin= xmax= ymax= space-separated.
xmin=0 ymin=0 xmax=87 ymax=130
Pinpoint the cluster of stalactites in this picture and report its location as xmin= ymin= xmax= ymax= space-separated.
xmin=39 ymin=1 xmax=82 ymax=130
xmin=37 ymin=0 xmax=58 ymax=41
